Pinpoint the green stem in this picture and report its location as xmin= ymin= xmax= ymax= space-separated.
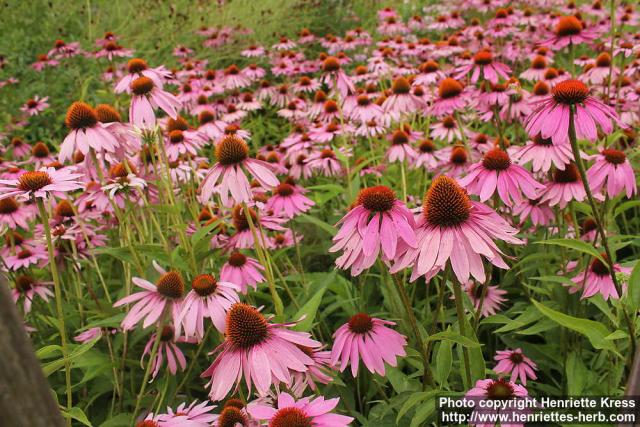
xmin=567 ymin=107 xmax=636 ymax=360
xmin=452 ymin=275 xmax=472 ymax=388
xmin=37 ymin=198 xmax=72 ymax=425
xmin=131 ymin=316 xmax=165 ymax=425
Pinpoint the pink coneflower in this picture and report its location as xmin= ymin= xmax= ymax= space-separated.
xmin=386 ymin=130 xmax=418 ymax=163
xmin=520 ymin=56 xmax=549 ymax=81
xmin=31 ymin=53 xmax=59 ymax=71
xmin=30 ymin=141 xmax=56 ymax=167
xmin=4 ymin=245 xmax=49 ymax=270
xmin=525 ymin=79 xmax=622 ymax=145
xmin=570 ymin=255 xmax=631 ymax=301
xmin=414 ymin=60 xmax=446 ymax=86
xmin=437 ymin=145 xmax=471 ymax=178
xmin=10 ymin=275 xmax=53 ymax=313
xmin=0 ymin=196 xmax=35 ymax=229
xmin=115 ymin=58 xmax=170 ymax=94
xmin=220 ymin=252 xmax=265 ymax=294
xmin=95 ymin=41 xmax=133 ymax=60
xmin=414 ymin=139 xmax=439 ymax=170
xmin=142 ymin=325 xmax=194 ymax=379
xmin=430 ymin=115 xmax=468 ymax=143
xmin=0 ymin=167 xmax=83 ymax=201
xmin=113 ymin=262 xmax=185 ymax=331
xmin=178 ymin=274 xmax=240 ymax=338
xmin=74 ymin=327 xmax=105 ymax=343
xmin=392 ymin=176 xmax=523 ymax=283
xmin=129 ymin=76 xmax=181 ymax=129
xmin=290 ymin=346 xmax=333 ymax=395
xmin=241 ymin=44 xmax=266 ymax=57
xmin=48 ymin=39 xmax=81 ymax=58
xmin=331 ymin=186 xmax=416 ymax=276
xmin=9 ymin=137 xmax=30 ymax=159
xmin=431 ymin=78 xmax=469 ymax=116
xmin=458 ymin=147 xmax=543 ymax=206
xmin=222 ymin=64 xmax=251 ymax=90
xmin=330 ymin=313 xmax=406 ymax=376
xmin=20 ymin=96 xmax=49 ymax=116
xmin=587 ymin=149 xmax=636 ymax=199
xmin=164 ymin=118 xmax=206 ymax=161
xmin=201 ymin=303 xmax=321 ymax=401
xmin=582 ymin=53 xmax=617 ymax=85
xmin=465 ymin=281 xmax=508 ymax=317
xmin=306 ymin=147 xmax=346 ymax=177
xmin=494 ymin=349 xmax=537 ymax=385
xmin=382 ymin=77 xmax=425 ymax=116
xmin=156 ymin=401 xmax=217 ymax=426
xmin=538 ymin=163 xmax=587 ymax=208
xmin=320 ymin=56 xmax=355 ymax=99
xmin=59 ymin=102 xmax=119 ymax=161
xmin=226 ymin=204 xmax=286 ymax=249
xmin=454 ymin=50 xmax=511 ymax=84
xmin=513 ymin=134 xmax=573 ymax=172
xmin=466 ymin=378 xmax=529 ymax=427
xmin=347 ymin=94 xmax=384 ymax=123
xmin=540 ymin=16 xmax=598 ymax=50
xmin=200 ymin=135 xmax=278 ymax=205
xmin=247 ymin=392 xmax=353 ymax=427
xmin=265 ymin=182 xmax=315 ymax=219
xmin=513 ymin=198 xmax=554 ymax=226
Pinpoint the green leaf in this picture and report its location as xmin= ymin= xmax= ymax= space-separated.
xmin=531 ymin=299 xmax=617 ymax=353
xmin=61 ymin=407 xmax=92 ymax=426
xmin=426 ymin=330 xmax=481 ymax=348
xmin=614 ymin=200 xmax=640 ymax=218
xmin=292 ymin=287 xmax=326 ymax=331
xmin=410 ymin=398 xmax=436 ymax=427
xmin=99 ymin=413 xmax=132 ymax=427
xmin=435 ymin=341 xmax=452 ymax=386
xmin=565 ymin=352 xmax=586 ymax=395
xmin=93 ymin=246 xmax=134 ymax=264
xmin=42 ymin=336 xmax=101 ymax=376
xmin=627 ymin=261 xmax=640 ymax=311
xmin=397 ymin=391 xmax=437 ymax=422
xmin=190 ymin=219 xmax=222 ymax=245
xmin=296 ymin=214 xmax=336 ymax=235
xmin=385 ymin=365 xmax=420 ymax=393
xmin=535 ymin=239 xmax=607 ymax=264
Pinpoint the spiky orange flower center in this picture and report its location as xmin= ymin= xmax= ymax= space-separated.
xmin=423 ymin=176 xmax=471 ymax=227
xmin=18 ymin=171 xmax=52 ymax=192
xmin=127 ymin=58 xmax=148 ymax=73
xmin=474 ymin=50 xmax=493 ymax=65
xmin=595 ymin=52 xmax=611 ymax=67
xmin=419 ymin=139 xmax=435 ymax=153
xmin=392 ymin=77 xmax=411 ymax=95
xmin=131 ymin=76 xmax=154 ymax=95
xmin=450 ymin=146 xmax=468 ymax=165
xmin=232 ymin=205 xmax=257 ymax=231
xmin=348 ymin=313 xmax=374 ymax=334
xmin=533 ymin=81 xmax=550 ymax=96
xmin=31 ymin=142 xmax=50 ymax=158
xmin=358 ymin=186 xmax=396 ymax=212
xmin=553 ymin=163 xmax=580 ymax=183
xmin=226 ymin=303 xmax=268 ymax=348
xmin=65 ymin=102 xmax=98 ymax=129
xmin=438 ymin=78 xmax=463 ymax=99
xmin=531 ymin=56 xmax=547 ymax=69
xmin=160 ymin=325 xmax=175 ymax=342
xmin=509 ymin=352 xmax=524 ymax=363
xmin=324 ymin=100 xmax=339 ymax=113
xmin=169 ymin=130 xmax=184 ymax=144
xmin=199 ymin=110 xmax=214 ymax=124
xmin=218 ymin=406 xmax=249 ymax=427
xmin=322 ymin=56 xmax=341 ymax=72
xmin=590 ymin=254 xmax=610 ymax=276
xmin=482 ymin=148 xmax=511 ymax=170
xmin=602 ymin=149 xmax=626 ymax=164
xmin=391 ymin=130 xmax=409 ymax=145
xmin=552 ymin=79 xmax=589 ymax=105
xmin=269 ymin=407 xmax=312 ymax=427
xmin=166 ymin=116 xmax=189 ymax=132
xmin=442 ymin=116 xmax=456 ymax=129
xmin=216 ymin=135 xmax=249 ymax=165
xmin=420 ymin=60 xmax=440 ymax=73
xmin=487 ymin=379 xmax=515 ymax=399
xmin=156 ymin=271 xmax=184 ymax=299
xmin=534 ymin=135 xmax=553 ymax=146
xmin=0 ymin=197 xmax=19 ymax=214
xmin=555 ymin=16 xmax=583 ymax=37
xmin=95 ymin=104 xmax=122 ymax=123
xmin=55 ymin=200 xmax=75 ymax=218
xmin=192 ymin=274 xmax=218 ymax=296
xmin=275 ymin=183 xmax=295 ymax=197
xmin=228 ymin=252 xmax=247 ymax=267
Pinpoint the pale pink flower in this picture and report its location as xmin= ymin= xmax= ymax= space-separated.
xmin=330 ymin=313 xmax=406 ymax=376
xmin=494 ymin=349 xmax=537 ymax=385
xmin=248 ymin=392 xmax=353 ymax=427
xmin=220 ymin=252 xmax=265 ymax=294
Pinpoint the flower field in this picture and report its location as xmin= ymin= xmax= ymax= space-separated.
xmin=1 ymin=0 xmax=639 ymax=426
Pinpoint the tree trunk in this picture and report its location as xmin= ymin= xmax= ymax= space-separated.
xmin=0 ymin=274 xmax=64 ymax=426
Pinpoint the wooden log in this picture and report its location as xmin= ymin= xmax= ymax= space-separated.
xmin=0 ymin=274 xmax=64 ymax=426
